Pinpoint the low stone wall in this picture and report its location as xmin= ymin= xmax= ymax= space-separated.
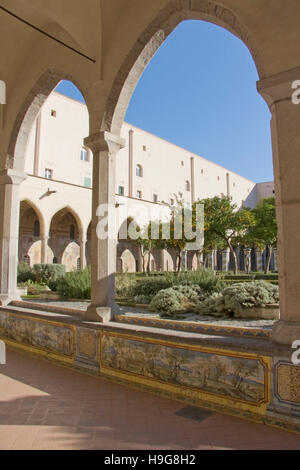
xmin=0 ymin=307 xmax=299 ymax=433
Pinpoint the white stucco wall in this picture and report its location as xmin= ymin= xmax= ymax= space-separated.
xmin=22 ymin=90 xmax=272 ymax=235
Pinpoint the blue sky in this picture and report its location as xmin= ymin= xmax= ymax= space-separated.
xmin=56 ymin=20 xmax=273 ymax=183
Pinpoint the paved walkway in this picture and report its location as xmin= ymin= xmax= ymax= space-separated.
xmin=0 ymin=349 xmax=300 ymax=450
xmin=24 ymin=299 xmax=275 ymax=329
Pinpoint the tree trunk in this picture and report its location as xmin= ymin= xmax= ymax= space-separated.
xmin=147 ymin=253 xmax=151 ymax=274
xmin=177 ymin=251 xmax=182 ymax=273
xmin=265 ymin=245 xmax=273 ymax=274
xmin=228 ymin=242 xmax=239 ymax=275
xmin=245 ymin=250 xmax=251 ymax=274
xmin=197 ymin=251 xmax=203 ymax=269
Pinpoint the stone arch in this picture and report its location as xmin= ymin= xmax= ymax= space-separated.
xmin=20 ymin=199 xmax=46 ymax=237
xmin=164 ymin=250 xmax=175 ymax=272
xmin=187 ymin=251 xmax=199 ymax=271
xmin=119 ymin=248 xmax=137 ymax=273
xmin=101 ymin=0 xmax=264 ymax=135
xmin=7 ymin=68 xmax=90 ymax=172
xmin=49 ymin=207 xmax=83 ymax=271
xmin=19 ymin=200 xmax=46 ymax=266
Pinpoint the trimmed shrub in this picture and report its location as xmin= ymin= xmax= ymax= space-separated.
xmin=172 ymin=284 xmax=206 ymax=303
xmin=115 ymin=273 xmax=137 ymax=300
xmin=56 ymin=267 xmax=91 ymax=299
xmin=18 ymin=262 xmax=32 ymax=274
xmin=255 ymin=273 xmax=278 ymax=281
xmin=132 ymin=278 xmax=173 ymax=298
xmin=17 ymin=263 xmax=36 ymax=283
xmin=196 ymin=281 xmax=279 ymax=317
xmin=223 ymin=274 xmax=255 ymax=281
xmin=133 ymin=294 xmax=152 ymax=305
xmin=150 ymin=288 xmax=186 ymax=316
xmin=164 ymin=269 xmax=224 ymax=295
xmin=195 ymin=292 xmax=226 ymax=317
xmin=33 ymin=264 xmax=66 ymax=285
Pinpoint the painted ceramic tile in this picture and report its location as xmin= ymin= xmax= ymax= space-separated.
xmin=0 ymin=313 xmax=74 ymax=356
xmin=100 ymin=334 xmax=266 ymax=404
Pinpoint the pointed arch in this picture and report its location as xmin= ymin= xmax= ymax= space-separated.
xmin=101 ymin=0 xmax=265 ymax=135
xmin=7 ymin=68 xmax=90 ymax=172
xmin=49 ymin=205 xmax=84 ymax=236
xmin=20 ymin=199 xmax=46 ymax=236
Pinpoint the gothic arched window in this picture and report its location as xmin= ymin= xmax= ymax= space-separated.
xmin=34 ymin=220 xmax=40 ymax=237
xmin=70 ymin=224 xmax=75 ymax=240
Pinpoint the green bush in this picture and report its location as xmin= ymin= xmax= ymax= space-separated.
xmin=115 ymin=273 xmax=137 ymax=299
xmin=196 ymin=281 xmax=279 ymax=317
xmin=195 ymin=292 xmax=226 ymax=317
xmin=166 ymin=269 xmax=224 ymax=295
xmin=17 ymin=262 xmax=36 ymax=283
xmin=255 ymin=273 xmax=278 ymax=280
xmin=132 ymin=278 xmax=173 ymax=299
xmin=133 ymin=294 xmax=152 ymax=305
xmin=18 ymin=262 xmax=32 ymax=274
xmin=33 ymin=264 xmax=66 ymax=284
xmin=150 ymin=288 xmax=186 ymax=316
xmin=56 ymin=267 xmax=91 ymax=299
xmin=223 ymin=274 xmax=255 ymax=281
xmin=172 ymin=284 xmax=206 ymax=303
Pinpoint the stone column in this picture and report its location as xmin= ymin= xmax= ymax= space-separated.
xmin=79 ymin=232 xmax=87 ymax=271
xmin=244 ymin=248 xmax=252 ymax=274
xmin=182 ymin=250 xmax=188 ymax=272
xmin=222 ymin=249 xmax=230 ymax=272
xmin=159 ymin=249 xmax=165 ymax=272
xmin=207 ymin=250 xmax=215 ymax=270
xmin=83 ymin=132 xmax=125 ymax=322
xmin=137 ymin=246 xmax=143 ymax=272
xmin=255 ymin=248 xmax=263 ymax=272
xmin=258 ymin=68 xmax=300 ymax=344
xmin=41 ymin=235 xmax=48 ymax=264
xmin=273 ymin=248 xmax=278 ymax=271
xmin=0 ymin=169 xmax=27 ymax=305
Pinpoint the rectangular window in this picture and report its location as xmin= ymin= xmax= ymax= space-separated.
xmin=51 ymin=110 xmax=56 ymax=117
xmin=45 ymin=168 xmax=53 ymax=179
xmin=118 ymin=186 xmax=125 ymax=196
xmin=80 ymin=148 xmax=89 ymax=162
xmin=83 ymin=177 xmax=91 ymax=188
xmin=153 ymin=194 xmax=158 ymax=203
xmin=137 ymin=190 xmax=142 ymax=199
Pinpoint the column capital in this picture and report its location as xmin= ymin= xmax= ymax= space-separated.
xmin=257 ymin=66 xmax=300 ymax=108
xmin=84 ymin=132 xmax=125 ymax=154
xmin=0 ymin=169 xmax=27 ymax=186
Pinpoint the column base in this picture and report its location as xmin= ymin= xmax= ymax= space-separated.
xmin=0 ymin=291 xmax=21 ymax=307
xmin=271 ymin=320 xmax=300 ymax=345
xmin=83 ymin=303 xmax=121 ymax=323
